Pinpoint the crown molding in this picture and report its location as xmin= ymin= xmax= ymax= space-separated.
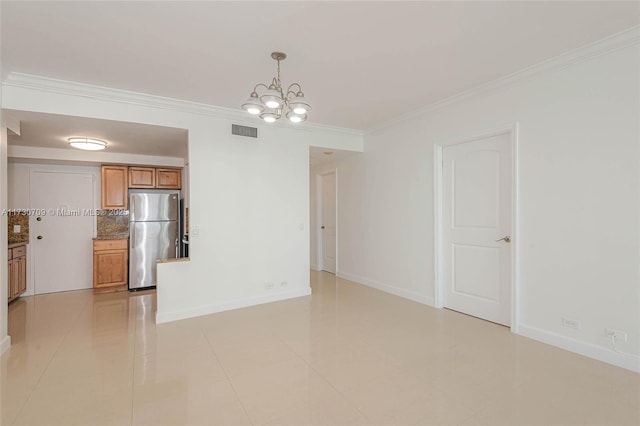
xmin=365 ymin=25 xmax=640 ymax=136
xmin=1 ymin=73 xmax=362 ymax=138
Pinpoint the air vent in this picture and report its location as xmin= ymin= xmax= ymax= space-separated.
xmin=232 ymin=124 xmax=258 ymax=138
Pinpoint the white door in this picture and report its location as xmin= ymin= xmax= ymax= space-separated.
xmin=442 ymin=133 xmax=512 ymax=326
xmin=31 ymin=171 xmax=95 ymax=294
xmin=321 ymin=172 xmax=337 ymax=274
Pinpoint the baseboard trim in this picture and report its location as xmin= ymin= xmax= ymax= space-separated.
xmin=0 ymin=335 xmax=11 ymax=355
xmin=156 ymin=287 xmax=312 ymax=324
xmin=518 ymin=324 xmax=640 ymax=373
xmin=337 ymin=271 xmax=434 ymax=306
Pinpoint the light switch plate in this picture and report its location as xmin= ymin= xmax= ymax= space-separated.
xmin=13 ymin=225 xmax=21 ymax=233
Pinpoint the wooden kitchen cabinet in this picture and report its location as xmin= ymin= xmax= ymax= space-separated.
xmin=8 ymin=245 xmax=27 ymax=303
xmin=101 ymin=165 xmax=128 ymax=209
xmin=129 ymin=167 xmax=156 ymax=188
xmin=102 ymin=165 xmax=181 ymax=207
xmin=130 ymin=166 xmax=181 ymax=189
xmin=16 ymin=253 xmax=26 ymax=295
xmin=156 ymin=168 xmax=181 ymax=189
xmin=8 ymin=256 xmax=19 ymax=302
xmin=93 ymin=239 xmax=128 ymax=292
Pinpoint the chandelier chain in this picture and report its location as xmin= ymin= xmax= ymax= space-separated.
xmin=277 ymin=58 xmax=281 ymax=89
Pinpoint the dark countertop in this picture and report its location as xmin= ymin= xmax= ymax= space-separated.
xmin=8 ymin=242 xmax=28 ymax=249
xmin=93 ymin=236 xmax=129 ymax=241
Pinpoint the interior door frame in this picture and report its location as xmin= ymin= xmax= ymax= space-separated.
xmin=315 ymin=169 xmax=338 ymax=273
xmin=434 ymin=123 xmax=520 ymax=332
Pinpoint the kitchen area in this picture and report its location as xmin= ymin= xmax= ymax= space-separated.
xmin=93 ymin=164 xmax=189 ymax=293
xmin=5 ymin=110 xmax=190 ymax=304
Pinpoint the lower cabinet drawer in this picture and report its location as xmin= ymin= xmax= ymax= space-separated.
xmin=12 ymin=245 xmax=26 ymax=257
xmin=93 ymin=239 xmax=128 ymax=251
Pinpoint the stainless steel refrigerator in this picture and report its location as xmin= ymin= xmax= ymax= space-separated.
xmin=129 ymin=189 xmax=179 ymax=290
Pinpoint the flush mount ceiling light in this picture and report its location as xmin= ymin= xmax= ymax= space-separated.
xmin=68 ymin=137 xmax=107 ymax=151
xmin=242 ymin=51 xmax=311 ymax=124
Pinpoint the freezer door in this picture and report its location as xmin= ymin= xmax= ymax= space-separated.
xmin=130 ymin=192 xmax=179 ymax=222
xmin=129 ymin=221 xmax=178 ymax=289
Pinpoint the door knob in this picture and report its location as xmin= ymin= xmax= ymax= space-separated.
xmin=37 ymin=235 xmax=43 ymax=240
xmin=321 ymin=226 xmax=325 ymax=229
xmin=495 ymin=236 xmax=511 ymax=243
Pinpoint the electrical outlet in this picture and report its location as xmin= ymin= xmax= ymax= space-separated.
xmin=561 ymin=317 xmax=581 ymax=330
xmin=280 ymin=281 xmax=288 ymax=287
xmin=265 ymin=282 xmax=274 ymax=290
xmin=13 ymin=225 xmax=21 ymax=233
xmin=606 ymin=328 xmax=628 ymax=343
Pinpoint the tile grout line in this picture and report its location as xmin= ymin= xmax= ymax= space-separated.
xmin=200 ymin=326 xmax=255 ymax=426
xmin=280 ymin=336 xmax=373 ymax=424
xmin=3 ymin=299 xmax=34 ymax=426
xmin=8 ymin=292 xmax=94 ymax=425
xmin=129 ymin=298 xmax=139 ymax=426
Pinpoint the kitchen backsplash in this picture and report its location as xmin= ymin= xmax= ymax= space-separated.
xmin=8 ymin=212 xmax=29 ymax=244
xmin=96 ymin=210 xmax=129 ymax=239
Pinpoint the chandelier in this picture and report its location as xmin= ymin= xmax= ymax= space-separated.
xmin=242 ymin=52 xmax=311 ymax=123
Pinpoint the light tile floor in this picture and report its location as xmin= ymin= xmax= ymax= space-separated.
xmin=2 ymin=271 xmax=639 ymax=425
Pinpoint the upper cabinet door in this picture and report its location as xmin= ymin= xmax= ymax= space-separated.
xmin=156 ymin=168 xmax=181 ymax=189
xmin=129 ymin=167 xmax=156 ymax=188
xmin=101 ymin=165 xmax=128 ymax=209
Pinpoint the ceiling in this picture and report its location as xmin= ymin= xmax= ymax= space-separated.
xmin=5 ymin=110 xmax=188 ymax=158
xmin=309 ymin=146 xmax=358 ymax=167
xmin=2 ymin=1 xmax=638 ymax=130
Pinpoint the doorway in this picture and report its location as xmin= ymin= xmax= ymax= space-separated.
xmin=317 ymin=170 xmax=337 ymax=274
xmin=435 ymin=129 xmax=516 ymax=327
xmin=30 ymin=171 xmax=95 ymax=294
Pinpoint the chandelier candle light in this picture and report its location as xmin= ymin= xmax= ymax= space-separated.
xmin=242 ymin=52 xmax=311 ymax=123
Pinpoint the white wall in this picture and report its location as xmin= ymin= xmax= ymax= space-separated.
xmin=328 ymin=42 xmax=640 ymax=371
xmin=158 ymin=123 xmax=315 ymax=320
xmin=0 ymin=124 xmax=10 ymax=355
xmin=7 ymin=162 xmax=101 ymax=296
xmin=0 ymin=3 xmax=8 ymax=355
xmin=8 ymin=163 xmax=101 ymax=209
xmin=1 ymin=75 xmax=363 ymax=325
